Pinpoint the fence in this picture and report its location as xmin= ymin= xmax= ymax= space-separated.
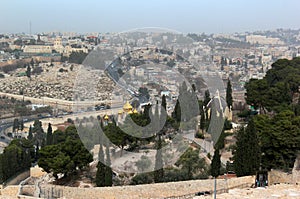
xmin=33 ymin=176 xmax=255 ymax=199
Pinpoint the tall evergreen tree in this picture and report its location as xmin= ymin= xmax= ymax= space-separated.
xmin=203 ymin=90 xmax=211 ymax=126
xmin=35 ymin=142 xmax=39 ymax=161
xmin=111 ymin=116 xmax=116 ymax=126
xmin=154 ymin=100 xmax=165 ymax=183
xmin=19 ymin=119 xmax=24 ymax=131
xmin=142 ymin=104 xmax=152 ymax=123
xmin=100 ymin=119 xmax=104 ymax=129
xmin=203 ymin=90 xmax=211 ymax=107
xmin=28 ymin=125 xmax=33 ymax=140
xmin=0 ymin=139 xmax=34 ymax=183
xmin=200 ymin=105 xmax=205 ymax=133
xmin=12 ymin=118 xmax=19 ymax=133
xmin=46 ymin=123 xmax=53 ymax=145
xmin=26 ymin=65 xmax=31 ymax=78
xmin=233 ymin=119 xmax=261 ymax=177
xmin=104 ymin=143 xmax=112 ymax=186
xmin=172 ymin=100 xmax=181 ymax=122
xmin=172 ymin=82 xmax=188 ymax=122
xmin=204 ymin=89 xmax=211 ymax=116
xmin=96 ymin=142 xmax=106 ymax=187
xmin=33 ymin=120 xmax=45 ymax=146
xmin=30 ymin=58 xmax=34 ymax=67
xmin=161 ymin=94 xmax=167 ymax=110
xmin=192 ymin=84 xmax=197 ymax=92
xmin=226 ymin=79 xmax=233 ymax=111
xmin=210 ymin=148 xmax=221 ymax=177
xmin=153 ymin=101 xmax=160 ymax=132
xmin=0 ymin=155 xmax=3 ymax=183
xmin=154 ymin=133 xmax=164 ymax=183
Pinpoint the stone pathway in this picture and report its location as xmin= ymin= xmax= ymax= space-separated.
xmin=194 ymin=184 xmax=300 ymax=199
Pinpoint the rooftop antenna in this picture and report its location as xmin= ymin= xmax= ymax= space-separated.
xmin=29 ymin=21 xmax=32 ymax=36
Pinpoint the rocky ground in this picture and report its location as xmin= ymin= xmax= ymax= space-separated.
xmin=194 ymin=184 xmax=300 ymax=199
xmin=0 ymin=62 xmax=115 ymax=101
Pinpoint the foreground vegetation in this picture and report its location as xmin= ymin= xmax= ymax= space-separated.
xmin=233 ymin=57 xmax=300 ymax=176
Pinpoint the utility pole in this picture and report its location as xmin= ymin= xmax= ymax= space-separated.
xmin=214 ymin=177 xmax=217 ymax=199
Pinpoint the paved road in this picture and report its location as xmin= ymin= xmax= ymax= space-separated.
xmin=0 ymin=92 xmax=124 ymax=112
xmin=0 ymin=105 xmax=124 ymax=153
xmin=184 ymin=133 xmax=215 ymax=155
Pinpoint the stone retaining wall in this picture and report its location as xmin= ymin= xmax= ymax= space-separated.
xmin=0 ymin=92 xmax=119 ymax=112
xmin=268 ymin=170 xmax=293 ymax=185
xmin=6 ymin=171 xmax=30 ymax=186
xmin=0 ymin=185 xmax=19 ymax=197
xmin=36 ymin=176 xmax=255 ymax=199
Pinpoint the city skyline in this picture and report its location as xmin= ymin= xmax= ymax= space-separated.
xmin=1 ymin=0 xmax=300 ymax=34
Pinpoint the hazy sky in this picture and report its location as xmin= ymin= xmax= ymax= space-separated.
xmin=1 ymin=0 xmax=300 ymax=34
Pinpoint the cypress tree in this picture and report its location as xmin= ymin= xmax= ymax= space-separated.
xmin=172 ymin=100 xmax=181 ymax=122
xmin=154 ymin=101 xmax=160 ymax=132
xmin=154 ymin=133 xmax=164 ymax=183
xmin=100 ymin=119 xmax=104 ymax=129
xmin=26 ymin=65 xmax=31 ymax=78
xmin=204 ymin=90 xmax=211 ymax=107
xmin=96 ymin=142 xmax=106 ymax=187
xmin=0 ymin=155 xmax=3 ymax=183
xmin=192 ymin=84 xmax=196 ymax=92
xmin=200 ymin=108 xmax=205 ymax=133
xmin=233 ymin=119 xmax=261 ymax=177
xmin=46 ymin=123 xmax=53 ymax=145
xmin=154 ymin=100 xmax=164 ymax=182
xmin=161 ymin=95 xmax=167 ymax=110
xmin=19 ymin=120 xmax=24 ymax=131
xmin=104 ymin=143 xmax=112 ymax=186
xmin=203 ymin=90 xmax=211 ymax=123
xmin=173 ymin=82 xmax=190 ymax=122
xmin=141 ymin=104 xmax=152 ymax=126
xmin=111 ymin=116 xmax=116 ymax=126
xmin=28 ymin=125 xmax=33 ymax=140
xmin=13 ymin=119 xmax=19 ymax=133
xmin=30 ymin=58 xmax=34 ymax=67
xmin=211 ymin=148 xmax=221 ymax=177
xmin=33 ymin=120 xmax=45 ymax=146
xmin=226 ymin=79 xmax=233 ymax=111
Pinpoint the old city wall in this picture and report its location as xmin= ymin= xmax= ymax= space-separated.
xmin=0 ymin=57 xmax=61 ymax=69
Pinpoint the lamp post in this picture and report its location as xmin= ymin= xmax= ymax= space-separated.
xmin=214 ymin=177 xmax=217 ymax=199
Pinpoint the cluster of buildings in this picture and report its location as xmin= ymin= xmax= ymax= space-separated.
xmin=1 ymin=29 xmax=300 ymax=107
xmin=0 ymin=32 xmax=97 ymax=62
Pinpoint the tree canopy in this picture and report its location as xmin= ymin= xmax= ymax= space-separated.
xmin=175 ymin=147 xmax=207 ymax=180
xmin=240 ymin=57 xmax=300 ymax=172
xmin=38 ymin=126 xmax=93 ymax=179
xmin=254 ymin=110 xmax=300 ymax=170
xmin=245 ymin=57 xmax=300 ymax=113
xmin=0 ymin=138 xmax=34 ymax=183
